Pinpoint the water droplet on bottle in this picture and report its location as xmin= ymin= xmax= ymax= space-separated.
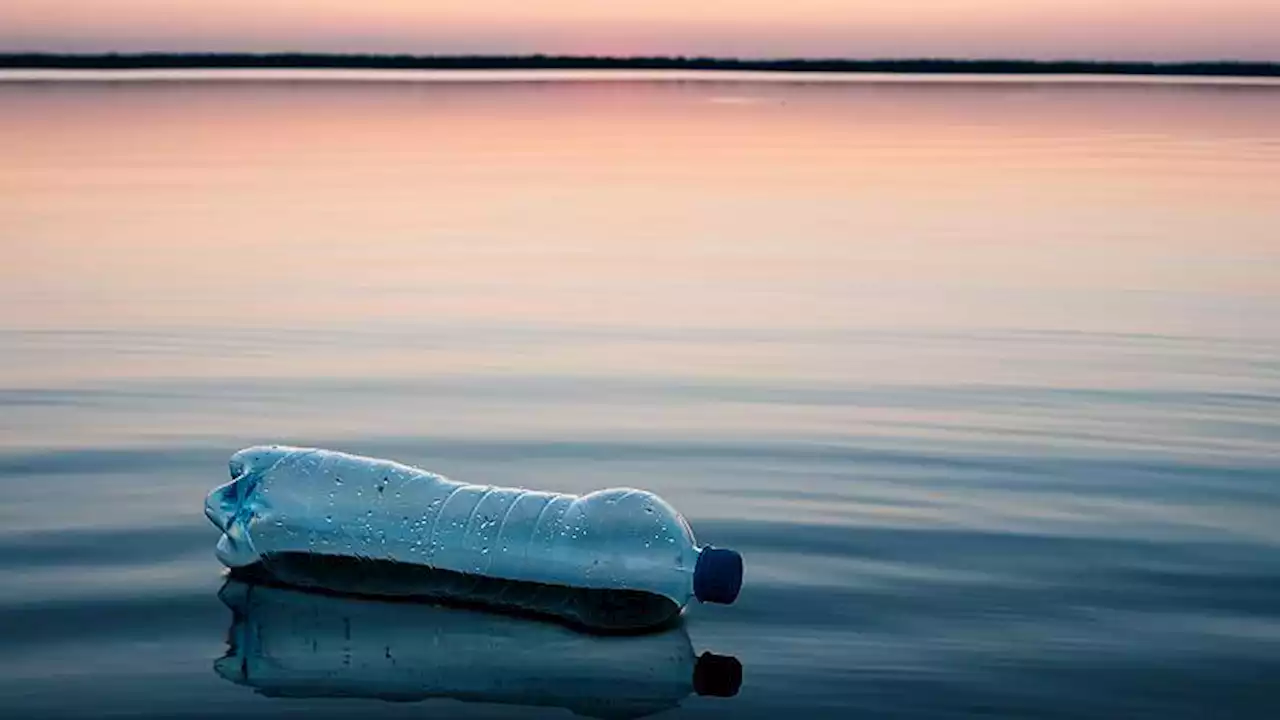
xmin=325 ymin=515 xmax=333 ymax=524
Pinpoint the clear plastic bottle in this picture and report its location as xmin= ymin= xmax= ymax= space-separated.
xmin=215 ymin=578 xmax=741 ymax=718
xmin=205 ymin=446 xmax=743 ymax=622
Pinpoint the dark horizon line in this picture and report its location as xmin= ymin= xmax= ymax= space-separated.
xmin=2 ymin=52 xmax=1278 ymax=77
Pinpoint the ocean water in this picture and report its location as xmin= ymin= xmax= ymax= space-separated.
xmin=1 ymin=71 xmax=1279 ymax=719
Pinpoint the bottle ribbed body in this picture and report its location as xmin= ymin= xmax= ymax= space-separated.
xmin=206 ymin=446 xmax=702 ymax=607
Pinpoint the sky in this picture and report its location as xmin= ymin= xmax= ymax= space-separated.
xmin=1 ymin=0 xmax=1277 ymax=61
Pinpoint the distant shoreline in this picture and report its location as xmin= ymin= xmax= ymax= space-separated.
xmin=2 ymin=53 xmax=1278 ymax=78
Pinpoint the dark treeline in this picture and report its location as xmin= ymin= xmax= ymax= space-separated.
xmin=2 ymin=53 xmax=1278 ymax=77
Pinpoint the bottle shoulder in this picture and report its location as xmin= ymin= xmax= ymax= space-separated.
xmin=568 ymin=489 xmax=697 ymax=546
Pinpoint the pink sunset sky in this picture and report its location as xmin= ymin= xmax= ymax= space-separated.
xmin=1 ymin=0 xmax=1277 ymax=61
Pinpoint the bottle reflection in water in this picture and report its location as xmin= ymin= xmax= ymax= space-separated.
xmin=215 ymin=579 xmax=742 ymax=719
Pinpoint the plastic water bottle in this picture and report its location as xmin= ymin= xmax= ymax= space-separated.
xmin=215 ymin=578 xmax=742 ymax=718
xmin=205 ymin=446 xmax=743 ymax=628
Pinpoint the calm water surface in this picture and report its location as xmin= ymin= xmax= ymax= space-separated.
xmin=1 ymin=71 xmax=1278 ymax=719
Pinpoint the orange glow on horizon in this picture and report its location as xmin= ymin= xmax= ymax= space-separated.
xmin=0 ymin=0 xmax=1278 ymax=60
xmin=3 ymin=78 xmax=1278 ymax=343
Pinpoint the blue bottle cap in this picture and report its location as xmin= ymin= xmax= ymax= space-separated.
xmin=694 ymin=546 xmax=743 ymax=604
